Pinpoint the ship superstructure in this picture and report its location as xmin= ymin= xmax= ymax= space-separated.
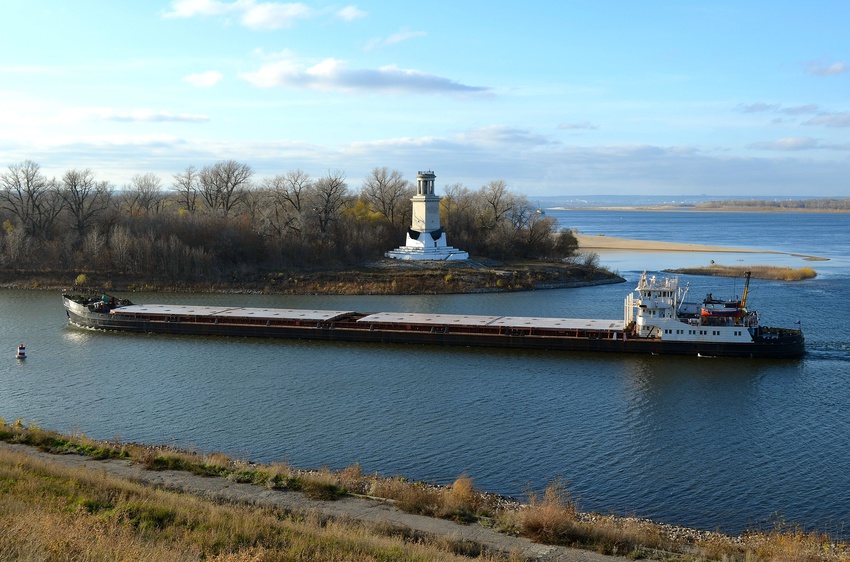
xmin=625 ymin=272 xmax=756 ymax=345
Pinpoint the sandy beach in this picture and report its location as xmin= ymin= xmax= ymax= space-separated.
xmin=575 ymin=233 xmax=828 ymax=262
xmin=575 ymin=233 xmax=767 ymax=253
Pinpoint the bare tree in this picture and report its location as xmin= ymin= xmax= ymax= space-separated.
xmin=280 ymin=169 xmax=311 ymax=214
xmin=2 ymin=225 xmax=32 ymax=265
xmin=59 ymin=168 xmax=113 ymax=237
xmin=0 ymin=160 xmax=63 ymax=237
xmin=260 ymin=169 xmax=313 ymax=235
xmin=308 ymin=170 xmax=349 ymax=238
xmin=361 ymin=167 xmax=411 ymax=226
xmin=507 ymin=197 xmax=560 ymax=257
xmin=109 ymin=224 xmax=135 ymax=272
xmin=82 ymin=227 xmax=108 ymax=267
xmin=126 ymin=173 xmax=163 ymax=216
xmin=172 ymin=166 xmax=199 ymax=214
xmin=198 ymin=160 xmax=253 ymax=217
xmin=480 ymin=179 xmax=512 ymax=228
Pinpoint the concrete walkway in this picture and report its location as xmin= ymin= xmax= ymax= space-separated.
xmin=2 ymin=442 xmax=628 ymax=562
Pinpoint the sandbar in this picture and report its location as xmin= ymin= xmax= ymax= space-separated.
xmin=576 ymin=234 xmax=763 ymax=253
xmin=575 ymin=234 xmax=827 ymax=261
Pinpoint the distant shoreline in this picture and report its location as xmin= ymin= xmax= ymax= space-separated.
xmin=552 ymin=205 xmax=850 ymax=213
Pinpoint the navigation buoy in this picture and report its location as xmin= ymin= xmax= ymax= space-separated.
xmin=16 ymin=345 xmax=26 ymax=360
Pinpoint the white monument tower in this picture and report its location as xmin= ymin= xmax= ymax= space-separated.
xmin=385 ymin=171 xmax=469 ymax=261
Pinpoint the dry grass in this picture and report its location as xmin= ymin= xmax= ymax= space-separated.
xmin=368 ymin=474 xmax=493 ymax=523
xmin=512 ymin=476 xmax=850 ymax=561
xmin=0 ymin=445 xmax=514 ymax=562
xmin=700 ymin=526 xmax=850 ymax=562
xmin=516 ymin=478 xmax=578 ymax=542
xmin=511 ymin=476 xmax=664 ymax=556
xmin=668 ymin=264 xmax=817 ymax=281
xmin=3 ymin=420 xmax=849 ymax=562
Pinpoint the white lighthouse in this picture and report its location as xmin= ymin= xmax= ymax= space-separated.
xmin=385 ymin=171 xmax=468 ymax=261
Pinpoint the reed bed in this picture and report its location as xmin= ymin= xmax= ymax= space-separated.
xmin=2 ymin=420 xmax=848 ymax=561
xmin=668 ymin=264 xmax=817 ymax=281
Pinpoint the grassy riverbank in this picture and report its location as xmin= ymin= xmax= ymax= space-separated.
xmin=1 ymin=421 xmax=846 ymax=562
xmin=665 ymin=264 xmax=817 ymax=281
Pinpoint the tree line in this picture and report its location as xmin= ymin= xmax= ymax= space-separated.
xmin=694 ymin=198 xmax=850 ymax=210
xmin=0 ymin=160 xmax=577 ymax=281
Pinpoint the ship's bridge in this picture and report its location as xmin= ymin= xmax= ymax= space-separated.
xmin=625 ymin=272 xmax=681 ymax=338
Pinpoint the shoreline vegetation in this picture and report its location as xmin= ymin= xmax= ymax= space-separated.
xmin=1 ymin=420 xmax=847 ymax=562
xmin=1 ymin=259 xmax=625 ymax=295
xmin=665 ymin=264 xmax=817 ymax=282
xmin=553 ymin=197 xmax=850 ymax=213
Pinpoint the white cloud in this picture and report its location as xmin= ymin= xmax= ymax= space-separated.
xmin=6 ymin=125 xmax=849 ymax=196
xmin=336 ymin=5 xmax=366 ymax=21
xmin=558 ymin=121 xmax=598 ymax=130
xmin=803 ymin=112 xmax=850 ymax=128
xmin=739 ymin=103 xmax=820 ymax=116
xmin=43 ymin=133 xmax=186 ymax=148
xmin=240 ymin=2 xmax=312 ymax=29
xmin=364 ymin=28 xmax=427 ymax=51
xmin=329 ymin=134 xmax=849 ymax=196
xmin=781 ymin=104 xmax=819 ymax=116
xmin=737 ymin=102 xmax=778 ymax=113
xmin=806 ymin=60 xmax=850 ymax=76
xmin=241 ymin=57 xmax=488 ymax=94
xmin=63 ymin=107 xmax=211 ymax=123
xmin=458 ymin=126 xmax=554 ymax=146
xmin=385 ymin=29 xmax=426 ymax=45
xmin=748 ymin=137 xmax=820 ymax=151
xmin=162 ymin=0 xmax=237 ymax=18
xmin=184 ymin=70 xmax=224 ymax=87
xmin=164 ymin=0 xmax=354 ymax=29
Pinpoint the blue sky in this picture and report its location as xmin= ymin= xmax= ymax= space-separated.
xmin=1 ymin=1 xmax=848 ymax=196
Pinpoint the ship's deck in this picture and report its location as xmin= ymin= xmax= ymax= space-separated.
xmin=338 ymin=311 xmax=620 ymax=331
xmin=113 ymin=305 xmax=356 ymax=322
xmin=112 ymin=305 xmax=624 ymax=332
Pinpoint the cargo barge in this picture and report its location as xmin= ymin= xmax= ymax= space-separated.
xmin=63 ymin=272 xmax=804 ymax=358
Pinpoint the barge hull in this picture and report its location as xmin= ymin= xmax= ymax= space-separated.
xmin=64 ymin=298 xmax=804 ymax=358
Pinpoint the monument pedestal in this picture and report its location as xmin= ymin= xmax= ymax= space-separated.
xmin=385 ymin=229 xmax=469 ymax=261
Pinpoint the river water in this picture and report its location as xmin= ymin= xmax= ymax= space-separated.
xmin=1 ymin=209 xmax=848 ymax=537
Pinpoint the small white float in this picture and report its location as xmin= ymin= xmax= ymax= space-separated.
xmin=16 ymin=344 xmax=26 ymax=360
